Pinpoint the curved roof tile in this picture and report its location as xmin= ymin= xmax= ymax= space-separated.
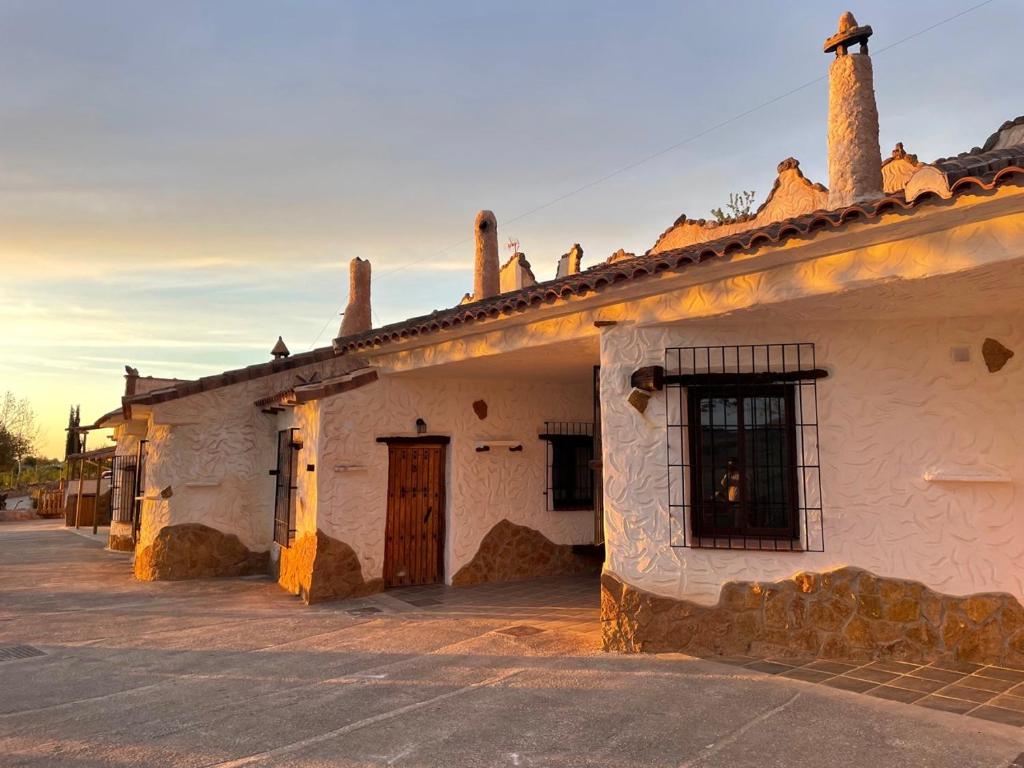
xmin=334 ymin=158 xmax=1022 ymax=355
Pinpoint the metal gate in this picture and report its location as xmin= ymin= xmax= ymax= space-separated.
xmin=271 ymin=429 xmax=300 ymax=547
xmin=109 ymin=454 xmax=138 ymax=524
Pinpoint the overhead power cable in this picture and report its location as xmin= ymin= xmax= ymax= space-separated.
xmin=307 ymin=0 xmax=995 ymax=349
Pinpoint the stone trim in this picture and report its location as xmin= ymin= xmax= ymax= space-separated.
xmin=134 ymin=523 xmax=269 ymax=581
xmin=648 ymin=158 xmax=829 ymax=254
xmin=107 ymin=521 xmax=134 ymax=552
xmin=452 ymin=519 xmax=599 ymax=587
xmin=601 ymin=568 xmax=1024 ymax=666
xmin=278 ymin=529 xmax=384 ymax=605
xmin=107 ymin=533 xmax=135 ymax=552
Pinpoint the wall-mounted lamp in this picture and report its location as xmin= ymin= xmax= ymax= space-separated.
xmin=415 ymin=418 xmax=427 ymax=435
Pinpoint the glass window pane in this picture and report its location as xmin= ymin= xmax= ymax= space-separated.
xmin=692 ymin=389 xmax=796 ymax=539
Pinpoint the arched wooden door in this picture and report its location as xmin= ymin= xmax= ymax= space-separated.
xmin=381 ymin=437 xmax=447 ymax=587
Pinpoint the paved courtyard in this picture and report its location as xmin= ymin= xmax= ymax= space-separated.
xmin=0 ymin=520 xmax=1021 ymax=767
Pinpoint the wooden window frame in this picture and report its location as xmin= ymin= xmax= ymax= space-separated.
xmin=687 ymin=383 xmax=801 ymax=542
xmin=544 ymin=433 xmax=596 ymax=512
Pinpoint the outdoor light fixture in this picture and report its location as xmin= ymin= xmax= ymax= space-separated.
xmin=415 ymin=418 xmax=427 ymax=435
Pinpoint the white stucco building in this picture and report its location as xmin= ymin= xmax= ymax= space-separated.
xmin=109 ymin=14 xmax=1024 ymax=663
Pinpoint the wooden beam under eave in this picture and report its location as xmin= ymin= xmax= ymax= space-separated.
xmin=294 ymin=370 xmax=379 ymax=404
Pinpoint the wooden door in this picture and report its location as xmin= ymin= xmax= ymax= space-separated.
xmin=384 ymin=440 xmax=446 ymax=586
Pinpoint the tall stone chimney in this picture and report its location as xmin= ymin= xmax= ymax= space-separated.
xmin=824 ymin=12 xmax=883 ymax=209
xmin=473 ymin=210 xmax=499 ymax=300
xmin=338 ymin=257 xmax=372 ymax=338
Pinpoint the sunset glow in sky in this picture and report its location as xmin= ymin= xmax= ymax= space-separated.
xmin=2 ymin=0 xmax=1019 ymax=457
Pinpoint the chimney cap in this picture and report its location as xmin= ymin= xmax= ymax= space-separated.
xmin=824 ymin=12 xmax=872 ymax=55
xmin=270 ymin=336 xmax=290 ymax=359
xmin=475 ymin=210 xmax=496 ymax=232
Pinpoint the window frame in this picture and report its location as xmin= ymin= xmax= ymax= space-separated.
xmin=547 ymin=433 xmax=596 ymax=512
xmin=539 ymin=422 xmax=596 ymax=513
xmin=686 ymin=383 xmax=801 ymax=542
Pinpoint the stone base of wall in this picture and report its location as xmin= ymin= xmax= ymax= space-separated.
xmin=107 ymin=521 xmax=134 ymax=552
xmin=452 ymin=519 xmax=600 ymax=587
xmin=134 ymin=523 xmax=269 ymax=581
xmin=278 ymin=529 xmax=384 ymax=605
xmin=108 ymin=533 xmax=136 ymax=552
xmin=601 ymin=568 xmax=1024 ymax=666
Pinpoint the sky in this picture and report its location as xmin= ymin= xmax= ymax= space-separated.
xmin=1 ymin=0 xmax=1020 ymax=458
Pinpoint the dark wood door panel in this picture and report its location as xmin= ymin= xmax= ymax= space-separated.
xmin=384 ymin=441 xmax=446 ymax=587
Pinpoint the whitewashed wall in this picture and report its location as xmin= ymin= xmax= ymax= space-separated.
xmin=137 ymin=360 xmax=351 ymax=553
xmin=314 ymin=374 xmax=596 ymax=582
xmin=601 ymin=314 xmax=1024 ymax=604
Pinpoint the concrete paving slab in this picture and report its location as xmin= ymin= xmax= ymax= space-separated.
xmin=0 ymin=522 xmax=1021 ymax=767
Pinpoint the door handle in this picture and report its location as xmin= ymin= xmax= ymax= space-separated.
xmin=423 ymin=506 xmax=432 ymax=523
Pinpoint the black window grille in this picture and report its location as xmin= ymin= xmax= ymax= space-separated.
xmin=540 ymin=421 xmax=595 ymax=511
xmin=666 ymin=344 xmax=824 ymax=551
xmin=272 ymin=428 xmax=300 ymax=546
xmin=109 ymin=454 xmax=137 ymax=524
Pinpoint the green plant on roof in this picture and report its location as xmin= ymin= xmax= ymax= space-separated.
xmin=710 ymin=190 xmax=757 ymax=224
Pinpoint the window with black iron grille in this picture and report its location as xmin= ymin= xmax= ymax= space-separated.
xmin=109 ymin=454 xmax=137 ymax=524
xmin=666 ymin=344 xmax=824 ymax=551
xmin=539 ymin=422 xmax=595 ymax=511
xmin=271 ymin=428 xmax=300 ymax=546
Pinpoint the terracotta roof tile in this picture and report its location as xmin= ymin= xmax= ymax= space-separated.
xmin=126 ymin=346 xmax=338 ymax=407
xmin=934 ymin=145 xmax=1024 ymax=188
xmin=334 ymin=152 xmax=1023 ymax=355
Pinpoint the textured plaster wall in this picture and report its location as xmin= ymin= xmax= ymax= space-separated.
xmin=601 ymin=315 xmax=1024 ymax=605
xmin=827 ymin=53 xmax=883 ymax=208
xmin=137 ymin=360 xmax=351 ymax=554
xmin=314 ymin=374 xmax=595 ymax=583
